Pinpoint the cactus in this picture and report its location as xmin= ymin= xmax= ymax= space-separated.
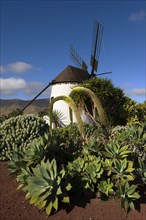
xmin=0 ymin=115 xmax=48 ymax=161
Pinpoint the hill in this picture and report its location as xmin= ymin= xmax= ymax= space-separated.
xmin=0 ymin=98 xmax=49 ymax=115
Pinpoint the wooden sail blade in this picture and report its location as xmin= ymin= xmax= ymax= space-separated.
xmin=70 ymin=45 xmax=87 ymax=70
xmin=90 ymin=20 xmax=103 ymax=76
xmin=18 ymin=82 xmax=51 ymax=114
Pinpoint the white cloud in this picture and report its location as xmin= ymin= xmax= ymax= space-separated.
xmin=0 ymin=77 xmax=47 ymax=98
xmin=25 ymin=82 xmax=45 ymax=95
xmin=129 ymin=10 xmax=146 ymax=22
xmin=1 ymin=78 xmax=26 ymax=95
xmin=0 ymin=66 xmax=7 ymax=74
xmin=131 ymin=88 xmax=146 ymax=96
xmin=124 ymin=87 xmax=146 ymax=98
xmin=0 ymin=61 xmax=33 ymax=74
xmin=7 ymin=62 xmax=33 ymax=73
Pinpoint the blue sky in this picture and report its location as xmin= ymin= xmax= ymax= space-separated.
xmin=0 ymin=0 xmax=146 ymax=103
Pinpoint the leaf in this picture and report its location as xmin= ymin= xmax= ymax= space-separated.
xmin=29 ymin=178 xmax=47 ymax=187
xmin=25 ymin=192 xmax=31 ymax=199
xmin=52 ymin=197 xmax=58 ymax=211
xmin=17 ymin=184 xmax=24 ymax=190
xmin=121 ymin=158 xmax=127 ymax=171
xmin=125 ymin=175 xmax=134 ymax=181
xmin=102 ymin=151 xmax=112 ymax=158
xmin=129 ymin=192 xmax=141 ymax=199
xmin=46 ymin=202 xmax=53 ymax=216
xmin=52 ymin=160 xmax=57 ymax=178
xmin=37 ymin=200 xmax=46 ymax=210
xmin=127 ymin=185 xmax=137 ymax=195
xmin=129 ymin=201 xmax=135 ymax=210
xmin=56 ymin=186 xmax=62 ymax=195
xmin=30 ymin=196 xmax=39 ymax=205
xmin=62 ymin=196 xmax=70 ymax=203
xmin=119 ymin=145 xmax=128 ymax=153
xmin=66 ymin=183 xmax=72 ymax=191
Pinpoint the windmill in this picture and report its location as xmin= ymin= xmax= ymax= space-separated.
xmin=70 ymin=20 xmax=111 ymax=77
xmin=19 ymin=20 xmax=111 ymax=116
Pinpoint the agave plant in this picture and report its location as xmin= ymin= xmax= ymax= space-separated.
xmin=98 ymin=178 xmax=114 ymax=197
xmin=111 ymin=158 xmax=135 ymax=185
xmin=111 ymin=123 xmax=146 ymax=159
xmin=17 ymin=167 xmax=31 ymax=190
xmin=116 ymin=182 xmax=140 ymax=213
xmin=25 ymin=159 xmax=71 ymax=216
xmin=102 ymin=140 xmax=132 ymax=161
xmin=84 ymin=154 xmax=104 ymax=190
xmin=8 ymin=151 xmax=26 ymax=176
xmin=23 ymin=136 xmax=47 ymax=167
xmin=136 ymin=157 xmax=146 ymax=184
xmin=68 ymin=148 xmax=103 ymax=192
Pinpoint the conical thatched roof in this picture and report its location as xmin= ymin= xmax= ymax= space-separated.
xmin=51 ymin=65 xmax=90 ymax=85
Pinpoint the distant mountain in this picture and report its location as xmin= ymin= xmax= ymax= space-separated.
xmin=0 ymin=98 xmax=49 ymax=115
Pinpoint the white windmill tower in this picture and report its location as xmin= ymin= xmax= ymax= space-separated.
xmin=48 ymin=64 xmax=90 ymax=125
xmin=19 ymin=20 xmax=111 ymax=126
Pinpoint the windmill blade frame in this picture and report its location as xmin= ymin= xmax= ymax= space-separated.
xmin=70 ymin=45 xmax=87 ymax=70
xmin=18 ymin=82 xmax=51 ymax=114
xmin=90 ymin=20 xmax=103 ymax=76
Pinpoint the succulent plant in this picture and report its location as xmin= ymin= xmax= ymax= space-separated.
xmin=111 ymin=158 xmax=135 ymax=185
xmin=98 ymin=178 xmax=114 ymax=196
xmin=102 ymin=140 xmax=132 ymax=161
xmin=136 ymin=157 xmax=146 ymax=184
xmin=68 ymin=148 xmax=103 ymax=192
xmin=25 ymin=159 xmax=71 ymax=216
xmin=116 ymin=182 xmax=140 ymax=213
xmin=0 ymin=115 xmax=48 ymax=161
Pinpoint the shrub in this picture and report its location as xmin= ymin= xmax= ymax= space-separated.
xmin=52 ymin=124 xmax=82 ymax=160
xmin=25 ymin=159 xmax=71 ymax=216
xmin=7 ymin=122 xmax=146 ymax=215
xmin=0 ymin=114 xmax=48 ymax=161
xmin=111 ymin=123 xmax=146 ymax=160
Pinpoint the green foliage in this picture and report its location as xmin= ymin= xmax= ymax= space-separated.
xmin=52 ymin=124 xmax=82 ymax=160
xmin=111 ymin=158 xmax=135 ymax=185
xmin=137 ymin=157 xmax=146 ymax=184
xmin=8 ymin=151 xmax=26 ymax=176
xmin=0 ymin=114 xmax=48 ymax=161
xmin=23 ymin=132 xmax=66 ymax=167
xmin=8 ymin=131 xmax=67 ymax=175
xmin=98 ymin=178 xmax=114 ymax=196
xmin=22 ymin=137 xmax=47 ymax=167
xmin=111 ymin=123 xmax=146 ymax=160
xmin=117 ymin=182 xmax=140 ymax=213
xmin=7 ymin=119 xmax=146 ymax=215
xmin=7 ymin=151 xmax=31 ymax=189
xmin=25 ymin=159 xmax=71 ymax=216
xmin=71 ymin=86 xmax=108 ymax=127
xmin=68 ymin=148 xmax=103 ymax=192
xmin=102 ymin=141 xmax=132 ymax=161
xmin=124 ymin=98 xmax=146 ymax=125
xmin=79 ymin=77 xmax=127 ymax=126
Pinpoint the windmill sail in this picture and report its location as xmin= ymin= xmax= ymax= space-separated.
xmin=19 ymin=82 xmax=51 ymax=114
xmin=70 ymin=45 xmax=87 ymax=71
xmin=90 ymin=20 xmax=103 ymax=77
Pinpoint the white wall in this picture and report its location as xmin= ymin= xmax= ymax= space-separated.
xmin=49 ymin=83 xmax=92 ymax=125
